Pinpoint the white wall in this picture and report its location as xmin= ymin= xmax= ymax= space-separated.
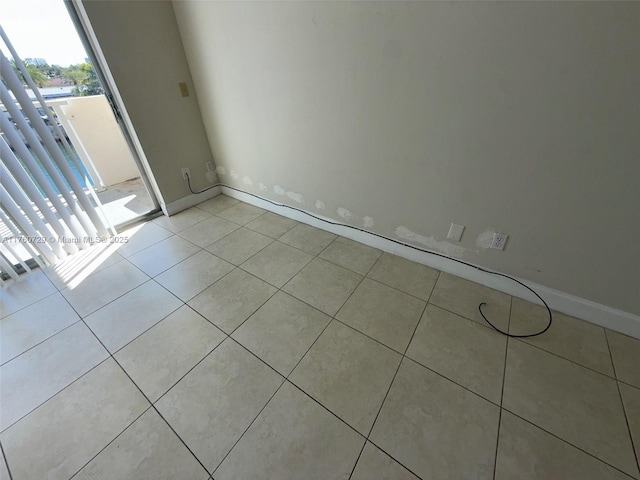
xmin=51 ymin=95 xmax=139 ymax=188
xmin=81 ymin=0 xmax=217 ymax=206
xmin=173 ymin=1 xmax=640 ymax=315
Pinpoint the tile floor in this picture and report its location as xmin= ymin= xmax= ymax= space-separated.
xmin=1 ymin=194 xmax=639 ymax=480
xmin=96 ymin=177 xmax=156 ymax=227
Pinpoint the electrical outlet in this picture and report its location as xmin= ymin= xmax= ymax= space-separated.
xmin=205 ymin=161 xmax=214 ymax=172
xmin=181 ymin=167 xmax=190 ymax=181
xmin=447 ymin=223 xmax=465 ymax=242
xmin=490 ymin=232 xmax=508 ymax=250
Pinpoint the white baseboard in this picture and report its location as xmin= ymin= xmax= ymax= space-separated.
xmin=220 ymin=187 xmax=640 ymax=339
xmin=162 ymin=186 xmax=222 ymax=216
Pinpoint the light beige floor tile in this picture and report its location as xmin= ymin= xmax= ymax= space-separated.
xmin=214 ymin=382 xmax=364 ymax=480
xmin=607 ymin=330 xmax=640 ymax=388
xmin=0 ymin=293 xmax=79 ymax=364
xmin=84 ymin=280 xmax=182 ymax=353
xmin=367 ymin=253 xmax=439 ymax=301
xmin=206 ymin=227 xmax=273 ymax=265
xmin=177 ymin=215 xmax=239 ymax=248
xmin=195 ymin=195 xmax=239 ymax=215
xmin=319 ymin=236 xmax=382 ymax=275
xmin=370 ymin=358 xmax=500 ymax=480
xmin=127 ymin=236 xmax=200 ymax=277
xmin=503 ymin=340 xmax=638 ymax=477
xmin=216 ymin=202 xmax=266 ymax=225
xmin=0 ymin=270 xmax=57 ymax=318
xmin=245 ymin=212 xmax=298 ymax=239
xmin=284 ymin=258 xmax=362 ymax=316
xmin=155 ymin=250 xmax=234 ymax=301
xmin=232 ymin=292 xmax=331 ymax=376
xmin=115 ymin=305 xmax=226 ymax=402
xmin=279 ymin=224 xmax=337 ymax=255
xmin=241 ymin=241 xmax=313 ymax=288
xmin=495 ymin=411 xmax=631 ymax=480
xmin=619 ymin=383 xmax=640 ymax=470
xmin=44 ymin=244 xmax=123 ymax=290
xmin=152 ymin=207 xmax=211 ymax=233
xmin=0 ymin=359 xmax=149 ymax=480
xmin=351 ymin=442 xmax=419 ymax=480
xmin=156 ymin=339 xmax=282 ymax=472
xmin=290 ymin=321 xmax=401 ymax=435
xmin=74 ymin=408 xmax=209 ymax=480
xmin=116 ymin=222 xmax=173 ymax=258
xmin=406 ymin=304 xmax=506 ymax=404
xmin=60 ymin=259 xmax=148 ymax=317
xmin=336 ymin=278 xmax=425 ymax=352
xmin=510 ymin=297 xmax=614 ymax=376
xmin=429 ymin=272 xmax=511 ymax=331
xmin=188 ymin=269 xmax=277 ymax=333
xmin=0 ymin=322 xmax=108 ymax=431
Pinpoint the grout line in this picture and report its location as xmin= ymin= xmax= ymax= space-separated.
xmin=605 ymin=330 xmax=620 ymax=379
xmin=208 ymin=232 xmax=276 ymax=268
xmin=426 ymin=302 xmax=501 ymax=333
xmin=401 ymin=354 xmax=502 ymax=409
xmin=605 ymin=332 xmax=640 ymax=474
xmin=208 ymin=279 xmax=366 ymax=475
xmin=61 ymin=263 xmax=152 ymax=319
xmin=350 ymin=270 xmax=437 ymax=478
xmin=76 ymin=316 xmax=214 ymax=477
xmin=145 ymin=333 xmax=229 ymax=407
xmin=235 ymin=243 xmax=314 ymax=291
xmin=428 ymin=299 xmax=620 ymax=383
xmin=331 ymin=316 xmax=409 ymax=357
xmin=209 ymin=372 xmax=288 ymax=474
xmin=0 ymin=355 xmax=113 ymax=434
xmin=67 ymin=405 xmax=154 ymax=479
xmin=492 ymin=297 xmax=513 ymax=480
xmin=363 ymin=437 xmax=428 ymax=480
xmin=347 ymin=439 xmax=368 ymax=480
xmin=184 ymin=269 xmax=279 ymax=338
xmin=347 ymin=298 xmax=431 ymax=479
xmin=510 ymin=335 xmax=618 ymax=382
xmin=129 ymin=240 xmax=203 ymax=279
xmin=99 ymin=278 xmax=185 ymax=355
xmin=0 ymin=441 xmax=13 ymax=480
xmin=0 ymin=287 xmax=59 ymax=320
xmin=0 ymin=317 xmax=83 ymax=367
xmin=502 ymin=407 xmax=639 ymax=479
xmin=616 ymin=382 xmax=640 ymax=476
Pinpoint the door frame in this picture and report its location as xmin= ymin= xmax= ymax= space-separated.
xmin=64 ymin=0 xmax=163 ymax=228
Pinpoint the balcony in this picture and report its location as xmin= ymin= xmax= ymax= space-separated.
xmin=0 ymin=93 xmax=156 ymax=274
xmin=44 ymin=94 xmax=156 ymax=226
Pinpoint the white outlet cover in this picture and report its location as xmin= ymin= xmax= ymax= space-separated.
xmin=447 ymin=223 xmax=465 ymax=242
xmin=490 ymin=233 xmax=508 ymax=250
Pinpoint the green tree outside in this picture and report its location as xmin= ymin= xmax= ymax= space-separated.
xmin=9 ymin=59 xmax=104 ymax=96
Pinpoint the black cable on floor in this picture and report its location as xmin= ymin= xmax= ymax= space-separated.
xmin=185 ymin=173 xmax=552 ymax=337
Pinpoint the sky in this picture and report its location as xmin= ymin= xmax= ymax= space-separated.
xmin=1 ymin=0 xmax=88 ymax=67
